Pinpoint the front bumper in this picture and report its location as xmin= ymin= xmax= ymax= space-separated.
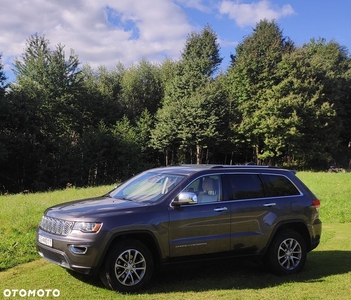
xmin=36 ymin=228 xmax=103 ymax=274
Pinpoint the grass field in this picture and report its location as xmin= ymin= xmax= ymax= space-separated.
xmin=0 ymin=185 xmax=114 ymax=271
xmin=0 ymin=172 xmax=350 ymax=299
xmin=296 ymin=172 xmax=351 ymax=223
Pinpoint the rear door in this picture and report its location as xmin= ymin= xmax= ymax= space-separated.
xmin=168 ymin=175 xmax=231 ymax=257
xmin=223 ymin=173 xmax=282 ymax=254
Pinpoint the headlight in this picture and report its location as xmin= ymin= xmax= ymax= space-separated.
xmin=72 ymin=222 xmax=102 ymax=233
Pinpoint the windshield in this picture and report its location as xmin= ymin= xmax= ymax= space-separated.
xmin=109 ymin=171 xmax=185 ymax=202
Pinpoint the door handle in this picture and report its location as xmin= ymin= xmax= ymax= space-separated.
xmin=263 ymin=203 xmax=276 ymax=207
xmin=214 ymin=207 xmax=228 ymax=212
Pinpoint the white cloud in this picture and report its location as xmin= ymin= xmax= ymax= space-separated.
xmin=0 ymin=0 xmax=299 ymax=81
xmin=218 ymin=0 xmax=295 ymax=27
xmin=175 ymin=0 xmax=211 ymax=13
xmin=0 ymin=0 xmax=192 ymax=78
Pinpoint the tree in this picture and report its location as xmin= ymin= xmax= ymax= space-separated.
xmin=7 ymin=34 xmax=83 ymax=191
xmin=228 ymin=25 xmax=346 ymax=167
xmin=0 ymin=53 xmax=6 ymax=96
xmin=79 ymin=64 xmax=124 ymax=127
xmin=181 ymin=25 xmax=223 ymax=78
xmin=0 ymin=54 xmax=9 ymax=192
xmin=13 ymin=34 xmax=82 ymax=137
xmin=151 ymin=25 xmax=226 ymax=164
xmin=166 ymin=25 xmax=223 ymax=103
xmin=111 ymin=116 xmax=145 ymax=180
xmin=301 ymin=39 xmax=351 ymax=166
xmin=120 ymin=60 xmax=163 ymax=122
xmin=0 ymin=54 xmax=7 ymax=126
xmin=257 ymin=39 xmax=349 ymax=168
xmin=73 ymin=122 xmax=120 ymax=186
xmin=150 ymin=100 xmax=178 ymax=165
xmin=227 ymin=20 xmax=295 ymax=164
xmin=135 ymin=109 xmax=156 ymax=164
xmin=176 ymin=80 xmax=228 ymax=164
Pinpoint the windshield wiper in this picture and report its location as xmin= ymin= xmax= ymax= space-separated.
xmin=121 ymin=197 xmax=134 ymax=201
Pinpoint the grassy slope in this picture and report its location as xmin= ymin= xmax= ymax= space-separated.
xmin=0 ymin=185 xmax=114 ymax=271
xmin=297 ymin=172 xmax=351 ymax=222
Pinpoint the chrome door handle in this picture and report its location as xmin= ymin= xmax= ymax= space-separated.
xmin=263 ymin=203 xmax=276 ymax=207
xmin=214 ymin=207 xmax=228 ymax=212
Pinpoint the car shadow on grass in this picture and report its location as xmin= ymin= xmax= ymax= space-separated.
xmin=66 ymin=270 xmax=105 ymax=289
xmin=67 ymin=250 xmax=351 ymax=294
xmin=145 ymin=250 xmax=351 ymax=293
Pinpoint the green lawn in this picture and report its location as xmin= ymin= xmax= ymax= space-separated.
xmin=1 ymin=223 xmax=350 ymax=299
xmin=296 ymin=172 xmax=351 ymax=223
xmin=0 ymin=185 xmax=114 ymax=271
xmin=1 ymin=172 xmax=351 ymax=299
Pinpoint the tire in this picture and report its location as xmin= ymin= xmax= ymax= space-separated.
xmin=99 ymin=239 xmax=154 ymax=293
xmin=265 ymin=230 xmax=307 ymax=275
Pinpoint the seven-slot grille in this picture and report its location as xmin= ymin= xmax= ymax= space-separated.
xmin=40 ymin=216 xmax=74 ymax=236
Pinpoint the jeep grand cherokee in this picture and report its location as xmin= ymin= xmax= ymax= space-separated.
xmin=36 ymin=165 xmax=321 ymax=293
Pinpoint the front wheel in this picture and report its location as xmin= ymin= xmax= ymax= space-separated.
xmin=100 ymin=239 xmax=154 ymax=293
xmin=265 ymin=230 xmax=307 ymax=275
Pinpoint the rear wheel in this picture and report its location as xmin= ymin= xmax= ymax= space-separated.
xmin=100 ymin=239 xmax=153 ymax=293
xmin=265 ymin=230 xmax=307 ymax=275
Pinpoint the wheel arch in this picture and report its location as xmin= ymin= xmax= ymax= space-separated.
xmin=98 ymin=231 xmax=162 ymax=270
xmin=266 ymin=221 xmax=312 ymax=254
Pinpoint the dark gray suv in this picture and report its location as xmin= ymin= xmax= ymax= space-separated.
xmin=36 ymin=165 xmax=321 ymax=293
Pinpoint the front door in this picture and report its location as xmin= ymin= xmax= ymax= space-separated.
xmin=168 ymin=175 xmax=231 ymax=257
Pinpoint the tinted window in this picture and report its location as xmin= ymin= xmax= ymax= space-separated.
xmin=226 ymin=174 xmax=264 ymax=200
xmin=261 ymin=174 xmax=300 ymax=197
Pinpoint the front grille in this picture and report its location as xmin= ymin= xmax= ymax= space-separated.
xmin=38 ymin=247 xmax=70 ymax=268
xmin=40 ymin=216 xmax=74 ymax=236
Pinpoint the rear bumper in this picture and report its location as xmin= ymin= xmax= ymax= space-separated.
xmin=310 ymin=220 xmax=322 ymax=251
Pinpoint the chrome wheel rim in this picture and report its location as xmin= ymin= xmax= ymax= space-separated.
xmin=277 ymin=238 xmax=302 ymax=271
xmin=114 ymin=249 xmax=147 ymax=286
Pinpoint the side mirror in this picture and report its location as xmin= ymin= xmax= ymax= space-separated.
xmin=173 ymin=192 xmax=198 ymax=206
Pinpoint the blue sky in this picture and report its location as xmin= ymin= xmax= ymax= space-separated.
xmin=1 ymin=0 xmax=350 ymax=82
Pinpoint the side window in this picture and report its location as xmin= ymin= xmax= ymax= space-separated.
xmin=184 ymin=175 xmax=221 ymax=203
xmin=226 ymin=174 xmax=264 ymax=200
xmin=260 ymin=174 xmax=300 ymax=197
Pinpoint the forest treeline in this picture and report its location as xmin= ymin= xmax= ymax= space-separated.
xmin=1 ymin=20 xmax=351 ymax=193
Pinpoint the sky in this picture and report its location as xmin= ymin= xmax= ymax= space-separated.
xmin=1 ymin=0 xmax=350 ymax=83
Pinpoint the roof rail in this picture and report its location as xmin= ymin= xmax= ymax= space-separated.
xmin=167 ymin=164 xmax=281 ymax=169
xmin=210 ymin=164 xmax=279 ymax=169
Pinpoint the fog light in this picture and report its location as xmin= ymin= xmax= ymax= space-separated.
xmin=69 ymin=245 xmax=88 ymax=255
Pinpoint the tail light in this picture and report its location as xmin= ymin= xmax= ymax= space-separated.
xmin=312 ymin=199 xmax=320 ymax=209
xmin=312 ymin=199 xmax=320 ymax=219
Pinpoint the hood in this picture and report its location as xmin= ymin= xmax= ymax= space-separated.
xmin=45 ymin=196 xmax=149 ymax=220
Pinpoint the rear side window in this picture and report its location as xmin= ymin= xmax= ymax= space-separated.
xmin=260 ymin=174 xmax=300 ymax=197
xmin=226 ymin=174 xmax=264 ymax=200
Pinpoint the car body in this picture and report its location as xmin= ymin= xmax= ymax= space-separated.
xmin=36 ymin=164 xmax=321 ymax=292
